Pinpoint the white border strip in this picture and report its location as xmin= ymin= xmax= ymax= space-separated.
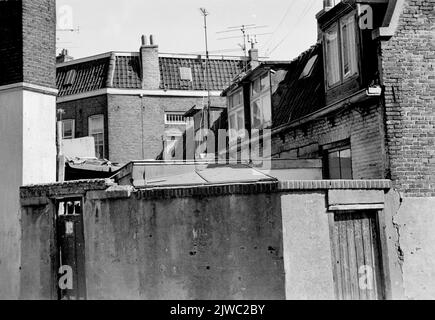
xmin=0 ymin=82 xmax=58 ymax=96
xmin=57 ymin=88 xmax=223 ymax=103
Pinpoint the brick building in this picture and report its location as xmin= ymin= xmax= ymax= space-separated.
xmin=56 ymin=36 xmax=244 ymax=164
xmin=223 ymin=0 xmax=434 ymax=196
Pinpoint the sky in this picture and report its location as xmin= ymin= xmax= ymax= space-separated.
xmin=56 ymin=0 xmax=323 ymax=61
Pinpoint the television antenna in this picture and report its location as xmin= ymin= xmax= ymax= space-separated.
xmin=199 ymin=8 xmax=211 ymax=130
xmin=216 ymin=25 xmax=270 ymax=68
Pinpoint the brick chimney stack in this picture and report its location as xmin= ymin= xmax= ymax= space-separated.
xmin=140 ymin=34 xmax=160 ymax=90
xmin=249 ymin=43 xmax=260 ymax=70
xmin=56 ymin=49 xmax=74 ymax=63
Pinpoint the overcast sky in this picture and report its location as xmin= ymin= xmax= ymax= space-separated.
xmin=56 ymin=0 xmax=322 ymax=61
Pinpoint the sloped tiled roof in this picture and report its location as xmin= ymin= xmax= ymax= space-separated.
xmin=272 ymin=44 xmax=326 ymax=128
xmin=56 ymin=52 xmax=245 ymax=96
xmin=57 ymin=57 xmax=110 ymax=97
xmin=113 ymin=55 xmax=142 ymax=89
xmin=159 ymin=56 xmax=244 ymax=91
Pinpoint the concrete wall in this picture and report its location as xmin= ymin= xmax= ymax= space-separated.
xmin=0 ymin=88 xmax=56 ymax=299
xmin=20 ymin=180 xmax=408 ymax=300
xmin=84 ymin=191 xmax=285 ymax=300
xmin=281 ymin=192 xmax=335 ymax=300
xmin=395 ymin=197 xmax=435 ymax=299
xmin=0 ymin=89 xmax=23 ymax=300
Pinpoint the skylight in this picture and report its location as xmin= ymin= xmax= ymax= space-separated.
xmin=179 ymin=67 xmax=193 ymax=81
xmin=64 ymin=69 xmax=77 ymax=86
xmin=299 ymin=55 xmax=318 ymax=79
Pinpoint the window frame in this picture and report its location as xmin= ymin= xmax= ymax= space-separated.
xmin=323 ymin=11 xmax=360 ymax=89
xmin=88 ymin=114 xmax=105 ymax=159
xmin=227 ymin=88 xmax=246 ymax=142
xmin=62 ymin=119 xmax=75 ymax=140
xmin=250 ymin=72 xmax=272 ymax=129
xmin=322 ymin=140 xmax=353 ymax=180
xmin=165 ymin=113 xmax=187 ymax=125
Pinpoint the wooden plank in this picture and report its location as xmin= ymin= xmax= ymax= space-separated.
xmin=361 ymin=212 xmax=376 ymax=300
xmin=338 ymin=215 xmax=351 ymax=300
xmin=332 ymin=215 xmax=343 ymax=300
xmin=346 ymin=215 xmax=360 ymax=300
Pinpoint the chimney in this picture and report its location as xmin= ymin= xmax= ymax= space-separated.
xmin=140 ymin=34 xmax=160 ymax=90
xmin=323 ymin=0 xmax=334 ymax=12
xmin=56 ymin=49 xmax=74 ymax=63
xmin=248 ymin=43 xmax=259 ymax=70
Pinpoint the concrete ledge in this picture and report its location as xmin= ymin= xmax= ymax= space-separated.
xmin=328 ymin=190 xmax=385 ymax=205
xmin=87 ymin=185 xmax=135 ymax=200
xmin=20 ymin=179 xmax=114 ymax=199
xmin=20 ymin=197 xmax=49 ymax=207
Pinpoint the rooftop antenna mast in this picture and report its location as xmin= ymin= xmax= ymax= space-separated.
xmin=56 ymin=26 xmax=80 ymax=50
xmin=200 ymin=8 xmax=211 ymax=130
xmin=217 ymin=25 xmax=269 ymax=69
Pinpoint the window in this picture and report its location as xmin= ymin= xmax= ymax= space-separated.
xmin=227 ymin=88 xmax=245 ymax=141
xmin=88 ymin=115 xmax=105 ymax=159
xmin=340 ymin=14 xmax=358 ymax=78
xmin=300 ymin=55 xmax=318 ymax=79
xmin=325 ymin=25 xmax=341 ymax=86
xmin=324 ymin=13 xmax=359 ymax=87
xmin=165 ymin=113 xmax=187 ymax=125
xmin=64 ymin=69 xmax=77 ymax=86
xmin=323 ymin=142 xmax=352 ymax=179
xmin=62 ymin=119 xmax=75 ymax=140
xmin=179 ymin=67 xmax=193 ymax=81
xmin=250 ymin=73 xmax=272 ymax=129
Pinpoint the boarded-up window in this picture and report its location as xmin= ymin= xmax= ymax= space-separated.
xmin=331 ymin=211 xmax=385 ymax=300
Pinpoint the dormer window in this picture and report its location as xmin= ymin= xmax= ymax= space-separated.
xmin=179 ymin=67 xmax=193 ymax=81
xmin=324 ymin=12 xmax=358 ymax=88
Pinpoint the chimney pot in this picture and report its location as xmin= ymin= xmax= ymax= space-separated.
xmin=141 ymin=35 xmax=147 ymax=46
xmin=150 ymin=35 xmax=155 ymax=46
xmin=249 ymin=47 xmax=259 ymax=70
xmin=57 ymin=48 xmax=74 ymax=63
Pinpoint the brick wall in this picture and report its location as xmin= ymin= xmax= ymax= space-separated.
xmin=0 ymin=0 xmax=56 ymax=88
xmin=0 ymin=0 xmax=23 ymax=86
xmin=57 ymin=95 xmax=109 ymax=159
xmin=108 ymin=94 xmax=226 ymax=163
xmin=22 ymin=0 xmax=56 ymax=88
xmin=272 ymin=102 xmax=386 ymax=180
xmin=379 ymin=0 xmax=435 ymax=196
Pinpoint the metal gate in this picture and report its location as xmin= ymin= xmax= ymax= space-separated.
xmin=55 ymin=198 xmax=87 ymax=300
xmin=331 ymin=211 xmax=385 ymax=300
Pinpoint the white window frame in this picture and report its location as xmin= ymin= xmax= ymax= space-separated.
xmin=179 ymin=67 xmax=193 ymax=81
xmin=250 ymin=72 xmax=272 ymax=129
xmin=88 ymin=115 xmax=105 ymax=159
xmin=324 ymin=12 xmax=359 ymax=88
xmin=227 ymin=88 xmax=245 ymax=142
xmin=165 ymin=113 xmax=187 ymax=125
xmin=340 ymin=13 xmax=358 ymax=79
xmin=325 ymin=23 xmax=341 ymax=87
xmin=62 ymin=119 xmax=75 ymax=140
